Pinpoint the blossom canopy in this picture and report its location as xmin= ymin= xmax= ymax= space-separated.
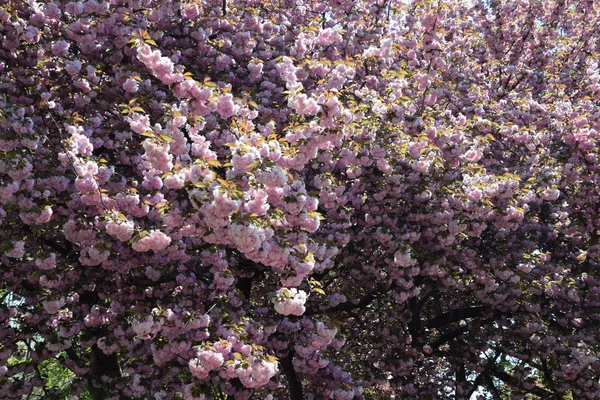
xmin=2 ymin=0 xmax=600 ymax=399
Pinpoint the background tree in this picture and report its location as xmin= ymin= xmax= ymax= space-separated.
xmin=1 ymin=0 xmax=600 ymax=399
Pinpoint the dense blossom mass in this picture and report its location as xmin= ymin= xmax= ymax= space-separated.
xmin=2 ymin=0 xmax=600 ymax=398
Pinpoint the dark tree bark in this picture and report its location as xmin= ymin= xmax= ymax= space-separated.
xmin=281 ymin=353 xmax=304 ymax=400
xmin=87 ymin=344 xmax=123 ymax=400
xmin=236 ymin=276 xmax=253 ymax=299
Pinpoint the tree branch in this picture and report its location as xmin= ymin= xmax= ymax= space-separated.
xmin=305 ymin=291 xmax=375 ymax=316
xmin=490 ymin=368 xmax=557 ymax=399
xmin=408 ymin=296 xmax=422 ymax=341
xmin=426 ymin=306 xmax=488 ymax=329
xmin=431 ymin=325 xmax=470 ymax=349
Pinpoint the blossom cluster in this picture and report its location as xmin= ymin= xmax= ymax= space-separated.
xmin=273 ymin=288 xmax=308 ymax=316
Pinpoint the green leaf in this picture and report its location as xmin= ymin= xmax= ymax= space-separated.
xmin=160 ymin=134 xmax=174 ymax=143
xmin=309 ymin=278 xmax=322 ymax=287
xmin=265 ymin=354 xmax=279 ymax=362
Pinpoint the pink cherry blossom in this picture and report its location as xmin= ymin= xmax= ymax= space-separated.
xmin=132 ymin=230 xmax=172 ymax=253
xmin=216 ymin=94 xmax=236 ymax=119
xmin=273 ymin=288 xmax=308 ymax=316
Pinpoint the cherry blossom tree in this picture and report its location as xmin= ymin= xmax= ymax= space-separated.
xmin=2 ymin=0 xmax=600 ymax=399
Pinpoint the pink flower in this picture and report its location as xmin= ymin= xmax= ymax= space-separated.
xmin=333 ymin=389 xmax=355 ymax=400
xmin=316 ymin=28 xmax=342 ymax=46
xmin=79 ymin=246 xmax=110 ymax=266
xmin=143 ymin=140 xmax=173 ymax=173
xmin=229 ymin=224 xmax=270 ymax=253
xmin=132 ymin=316 xmax=157 ymax=340
xmin=466 ymin=187 xmax=482 ymax=202
xmin=216 ymin=94 xmax=236 ymax=119
xmin=276 ymin=57 xmax=298 ymax=86
xmin=136 ymin=44 xmax=162 ymax=69
xmin=127 ymin=113 xmax=151 ymax=135
xmin=5 ymin=240 xmax=25 ymax=258
xmin=163 ymin=173 xmax=185 ymax=189
xmin=216 ymin=54 xmax=232 ymax=69
xmin=35 ymin=253 xmax=56 ymax=271
xmin=214 ymin=272 xmax=235 ymax=290
xmin=8 ymin=163 xmax=33 ymax=181
xmin=65 ymin=60 xmax=82 ymax=75
xmin=42 ymin=2 xmax=62 ymax=19
xmin=173 ymin=79 xmax=195 ymax=99
xmin=36 ymin=207 xmax=53 ymax=224
xmin=51 ymin=40 xmax=70 ymax=57
xmin=540 ymin=188 xmax=560 ymax=201
xmin=245 ymin=189 xmax=270 ymax=216
xmin=42 ymin=298 xmax=65 ymax=314
xmin=463 ymin=149 xmax=482 ymax=163
xmin=412 ymin=159 xmax=431 ymax=173
xmin=211 ymin=188 xmax=241 ymax=218
xmin=21 ymin=26 xmax=39 ymax=43
xmin=288 ymin=93 xmax=320 ymax=116
xmin=248 ymin=61 xmax=263 ymax=77
xmin=273 ymin=288 xmax=307 ymax=316
xmin=237 ymin=359 xmax=278 ymax=388
xmin=231 ymin=152 xmax=253 ymax=173
xmin=106 ymin=219 xmax=134 ymax=242
xmin=376 ymin=159 xmax=393 ymax=174
xmin=182 ymin=4 xmax=200 ymax=19
xmin=75 ymin=177 xmax=98 ymax=193
xmin=136 ymin=44 xmax=181 ymax=85
xmin=328 ymin=293 xmax=347 ymax=307
xmin=69 ymin=129 xmax=93 ymax=156
xmin=123 ymin=78 xmax=139 ymax=93
xmin=145 ymin=266 xmax=161 ymax=281
xmin=257 ymin=167 xmax=288 ymax=187
xmin=189 ymin=349 xmax=224 ymax=380
xmin=132 ymin=230 xmax=172 ymax=252
xmin=65 ymin=2 xmax=84 ymax=14
xmin=393 ymin=249 xmax=416 ymax=267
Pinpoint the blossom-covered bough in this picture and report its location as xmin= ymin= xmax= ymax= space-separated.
xmin=2 ymin=0 xmax=600 ymax=398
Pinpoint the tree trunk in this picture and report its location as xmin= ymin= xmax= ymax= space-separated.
xmin=281 ymin=354 xmax=304 ymax=400
xmin=87 ymin=344 xmax=123 ymax=400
